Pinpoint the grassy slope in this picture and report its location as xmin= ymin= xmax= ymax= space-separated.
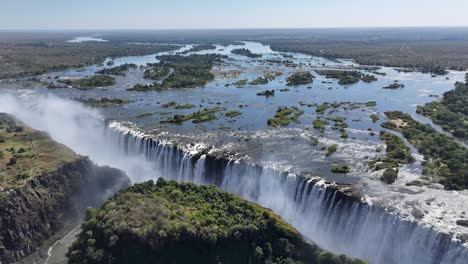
xmin=0 ymin=113 xmax=78 ymax=192
xmin=68 ymin=179 xmax=367 ymax=264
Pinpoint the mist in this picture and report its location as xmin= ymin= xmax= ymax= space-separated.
xmin=0 ymin=91 xmax=155 ymax=183
xmin=1 ymin=91 xmax=467 ymax=264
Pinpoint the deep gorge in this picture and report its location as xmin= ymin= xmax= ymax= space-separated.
xmin=106 ymin=121 xmax=468 ymax=264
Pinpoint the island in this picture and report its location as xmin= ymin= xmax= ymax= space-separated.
xmin=383 ymin=82 xmax=404 ymax=89
xmin=231 ymin=48 xmax=262 ymax=58
xmin=180 ymin=44 xmax=217 ymax=54
xmin=59 ymin=75 xmax=116 ymax=89
xmin=129 ymin=54 xmax=226 ymax=91
xmin=416 ymin=75 xmax=468 ymax=139
xmin=96 ymin=63 xmax=137 ymax=76
xmin=78 ymin=97 xmax=132 ymax=107
xmin=314 ymin=70 xmax=377 ymax=85
xmin=67 ymin=179 xmax=366 ymax=264
xmin=286 ymin=71 xmax=315 ymax=86
xmin=383 ymin=111 xmax=467 ymax=190
xmin=267 ymin=107 xmax=304 ymax=127
xmin=160 ymin=107 xmax=226 ymax=124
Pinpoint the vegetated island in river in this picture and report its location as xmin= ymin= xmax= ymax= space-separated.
xmin=58 ymin=75 xmax=116 ymax=90
xmin=67 ymin=179 xmax=367 ymax=264
xmin=231 ymin=48 xmax=262 ymax=58
xmin=180 ymin=44 xmax=217 ymax=54
xmin=416 ymin=73 xmax=468 ymax=139
xmin=0 ymin=113 xmax=130 ymax=263
xmin=286 ymin=71 xmax=315 ymax=86
xmin=96 ymin=63 xmax=137 ymax=76
xmin=129 ymin=54 xmax=226 ymax=91
xmin=382 ymin=111 xmax=468 ymax=190
xmin=314 ymin=70 xmax=377 ymax=85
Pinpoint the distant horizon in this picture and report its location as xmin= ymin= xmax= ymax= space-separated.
xmin=2 ymin=0 xmax=467 ymax=30
xmin=2 ymin=26 xmax=468 ymax=32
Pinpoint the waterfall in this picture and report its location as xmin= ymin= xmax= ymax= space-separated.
xmin=193 ymin=154 xmax=206 ymax=184
xmin=106 ymin=121 xmax=468 ymax=264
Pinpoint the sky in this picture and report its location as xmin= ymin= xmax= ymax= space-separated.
xmin=1 ymin=0 xmax=468 ymax=30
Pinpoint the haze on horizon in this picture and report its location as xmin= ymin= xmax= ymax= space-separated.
xmin=1 ymin=0 xmax=468 ymax=30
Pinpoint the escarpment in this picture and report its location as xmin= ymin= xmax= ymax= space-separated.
xmin=0 ymin=113 xmax=130 ymax=263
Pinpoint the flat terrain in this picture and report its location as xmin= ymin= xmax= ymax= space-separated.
xmin=0 ymin=40 xmax=179 ymax=78
xmin=0 ymin=113 xmax=78 ymax=192
xmin=2 ymin=28 xmax=468 ymax=79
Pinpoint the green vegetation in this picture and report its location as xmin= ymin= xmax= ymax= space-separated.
xmin=416 ymin=79 xmax=468 ymax=139
xmin=381 ymin=168 xmax=399 ymax=184
xmin=180 ymin=44 xmax=217 ymax=54
xmin=286 ymin=71 xmax=315 ymax=86
xmin=250 ymin=72 xmax=282 ymax=85
xmin=67 ymin=179 xmax=366 ymax=264
xmin=78 ymin=97 xmax=132 ymax=107
xmin=326 ymin=144 xmax=338 ymax=157
xmin=361 ymin=75 xmax=378 ymax=83
xmin=231 ymin=48 xmax=262 ymax=58
xmin=161 ymin=101 xmax=177 ymax=107
xmin=370 ymin=114 xmax=380 ymax=123
xmin=267 ymin=107 xmax=304 ymax=127
xmin=126 ymin=83 xmax=157 ymax=92
xmin=59 ymin=75 xmax=115 ymax=89
xmin=96 ymin=63 xmax=137 ymax=76
xmin=312 ymin=118 xmax=329 ymax=132
xmin=143 ymin=64 xmax=170 ymax=80
xmin=257 ymin=90 xmax=275 ymax=97
xmin=233 ymin=79 xmax=248 ymax=86
xmin=331 ymin=164 xmax=350 ymax=174
xmin=0 ymin=40 xmax=179 ymax=79
xmin=384 ymin=111 xmax=468 ymax=190
xmin=309 ymin=136 xmax=319 ymax=146
xmin=327 ymin=117 xmax=348 ymax=132
xmin=175 ymin=104 xmax=196 ymax=109
xmin=315 ymin=70 xmax=376 ymax=85
xmin=250 ymin=76 xmax=270 ymax=85
xmin=315 ymin=103 xmax=330 ymax=114
xmin=156 ymin=54 xmax=225 ymax=89
xmin=160 ymin=107 xmax=225 ymax=124
xmin=136 ymin=112 xmax=153 ymax=118
xmin=129 ymin=55 xmax=225 ymax=91
xmin=383 ymin=82 xmax=404 ymax=89
xmin=225 ymin=110 xmax=242 ymax=118
xmin=160 ymin=101 xmax=196 ymax=109
xmin=265 ymin=34 xmax=468 ymax=70
xmin=368 ymin=131 xmax=413 ymax=183
xmin=0 ymin=114 xmax=78 ymax=191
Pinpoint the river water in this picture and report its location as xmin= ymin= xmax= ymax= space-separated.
xmin=1 ymin=41 xmax=467 ymax=263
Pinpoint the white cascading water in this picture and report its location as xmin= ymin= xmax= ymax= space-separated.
xmin=106 ymin=122 xmax=468 ymax=264
xmin=1 ymin=93 xmax=467 ymax=264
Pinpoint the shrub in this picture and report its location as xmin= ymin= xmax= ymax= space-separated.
xmin=7 ymin=157 xmax=17 ymax=166
xmin=381 ymin=169 xmax=398 ymax=184
xmin=326 ymin=144 xmax=338 ymax=157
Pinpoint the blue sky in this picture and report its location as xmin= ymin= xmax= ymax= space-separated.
xmin=1 ymin=0 xmax=468 ymax=29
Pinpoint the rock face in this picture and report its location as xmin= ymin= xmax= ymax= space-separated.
xmin=0 ymin=157 xmax=130 ymax=263
xmin=67 ymin=179 xmax=366 ymax=264
xmin=456 ymin=220 xmax=468 ymax=228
